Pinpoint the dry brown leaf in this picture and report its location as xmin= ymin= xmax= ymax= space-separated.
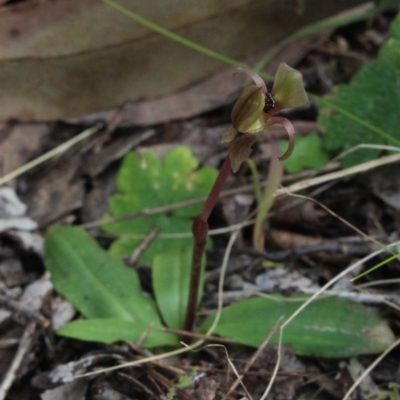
xmin=0 ymin=0 xmax=364 ymax=122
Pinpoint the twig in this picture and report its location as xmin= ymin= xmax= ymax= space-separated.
xmin=118 ymin=372 xmax=159 ymax=400
xmin=82 ymin=152 xmax=400 ymax=230
xmin=343 ymin=337 xmax=400 ymax=400
xmin=160 ymin=327 xmax=236 ymax=344
xmin=0 ymin=339 xmax=20 ymax=349
xmin=205 ymin=344 xmax=253 ymax=400
xmin=0 ymin=294 xmax=49 ymax=326
xmin=0 ymin=323 xmax=36 ymax=400
xmin=259 ymin=245 xmax=400 ymax=400
xmin=222 ymin=316 xmax=283 ymax=400
xmin=300 ymin=288 xmax=400 ymax=310
xmin=126 ymin=227 xmax=160 ymax=266
xmin=233 ymin=236 xmax=376 ymax=262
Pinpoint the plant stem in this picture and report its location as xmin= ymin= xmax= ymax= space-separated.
xmin=183 ymin=156 xmax=232 ymax=340
xmin=253 ymin=142 xmax=283 ymax=250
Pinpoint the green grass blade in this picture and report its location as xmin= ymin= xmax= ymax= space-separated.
xmin=102 ymin=0 xmax=252 ymax=72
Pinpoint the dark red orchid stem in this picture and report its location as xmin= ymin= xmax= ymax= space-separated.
xmin=183 ymin=156 xmax=232 ymax=341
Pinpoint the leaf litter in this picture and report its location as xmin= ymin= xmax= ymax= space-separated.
xmin=1 ymin=4 xmax=400 ymax=400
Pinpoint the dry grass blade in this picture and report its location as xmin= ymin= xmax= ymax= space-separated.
xmin=222 ymin=316 xmax=283 ymax=400
xmin=279 ymin=152 xmax=400 ymax=196
xmin=0 ymin=124 xmax=102 ymax=186
xmin=259 ymin=245 xmax=400 ymax=400
xmin=0 ymin=323 xmax=36 ymax=400
xmin=206 ymin=344 xmax=253 ymax=400
xmin=82 ymin=151 xmax=400 ymax=230
xmin=342 ymin=337 xmax=400 ymax=400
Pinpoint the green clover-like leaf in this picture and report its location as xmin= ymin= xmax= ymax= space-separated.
xmin=103 ymin=146 xmax=217 ymax=264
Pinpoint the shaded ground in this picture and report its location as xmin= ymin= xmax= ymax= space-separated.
xmin=1 ymin=7 xmax=400 ymax=400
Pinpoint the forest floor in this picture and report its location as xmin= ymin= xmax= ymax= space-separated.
xmin=0 ymin=5 xmax=400 ymax=400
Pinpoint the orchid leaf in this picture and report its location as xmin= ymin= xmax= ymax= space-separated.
xmin=45 ymin=225 xmax=174 ymax=347
xmin=153 ymin=243 xmax=205 ymax=329
xmin=201 ymin=295 xmax=395 ymax=357
xmin=58 ymin=318 xmax=177 ymax=347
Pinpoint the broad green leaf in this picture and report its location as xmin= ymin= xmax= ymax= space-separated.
xmin=103 ymin=146 xmax=217 ymax=264
xmin=201 ymin=296 xmax=395 ymax=357
xmin=45 ymin=225 xmax=171 ymax=346
xmin=58 ymin=318 xmax=178 ymax=348
xmin=279 ymin=133 xmax=328 ymax=173
xmin=320 ymin=14 xmax=400 ymax=168
xmin=153 ymin=244 xmax=205 ymax=330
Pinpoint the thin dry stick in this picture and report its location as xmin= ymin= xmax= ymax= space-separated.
xmin=356 ymin=278 xmax=400 ymax=288
xmin=127 ymin=227 xmax=160 ymax=266
xmin=0 ymin=323 xmax=36 ymax=400
xmin=342 ymin=337 xmax=400 ymax=400
xmin=82 ymin=151 xmax=400 ymax=230
xmin=222 ymin=316 xmax=284 ymax=400
xmin=205 ymin=220 xmax=244 ymax=337
xmin=351 ymin=286 xmax=400 ymax=312
xmin=331 ymin=143 xmax=400 ymax=164
xmin=0 ymin=339 xmax=19 ymax=349
xmin=160 ymin=328 xmax=236 ymax=344
xmin=0 ymin=294 xmax=49 ymax=326
xmin=206 ymin=344 xmax=253 ymax=400
xmin=0 ymin=124 xmax=102 ymax=186
xmin=280 ymin=152 xmax=400 ymax=195
xmin=259 ymin=245 xmax=400 ymax=400
xmin=98 ymin=219 xmax=255 ymax=240
xmin=283 ymin=191 xmax=388 ymax=251
xmin=118 ymin=372 xmax=159 ymax=400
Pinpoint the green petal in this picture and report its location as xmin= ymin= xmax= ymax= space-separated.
xmin=271 ymin=63 xmax=308 ymax=110
xmin=231 ymin=85 xmax=265 ymax=133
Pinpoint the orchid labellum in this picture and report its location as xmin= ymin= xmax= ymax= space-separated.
xmin=222 ymin=63 xmax=308 ymax=172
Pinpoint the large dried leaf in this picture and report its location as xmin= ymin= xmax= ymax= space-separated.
xmin=0 ymin=0 xmax=365 ymax=122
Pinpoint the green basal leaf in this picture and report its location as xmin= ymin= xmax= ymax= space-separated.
xmin=201 ymin=296 xmax=395 ymax=357
xmin=279 ymin=133 xmax=328 ymax=173
xmin=58 ymin=318 xmax=178 ymax=348
xmin=45 ymin=226 xmax=173 ymax=346
xmin=320 ymin=14 xmax=400 ymax=168
xmin=153 ymin=244 xmax=205 ymax=330
xmin=103 ymin=146 xmax=217 ymax=264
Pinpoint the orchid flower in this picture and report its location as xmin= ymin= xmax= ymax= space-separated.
xmin=222 ymin=63 xmax=308 ymax=172
xmin=183 ymin=63 xmax=308 ymax=339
